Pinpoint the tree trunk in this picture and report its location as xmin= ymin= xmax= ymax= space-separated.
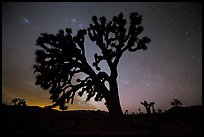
xmin=105 ymin=77 xmax=123 ymax=117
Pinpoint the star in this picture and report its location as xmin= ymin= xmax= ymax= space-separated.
xmin=72 ymin=19 xmax=76 ymax=23
xmin=22 ymin=17 xmax=31 ymax=24
xmin=146 ymin=83 xmax=150 ymax=87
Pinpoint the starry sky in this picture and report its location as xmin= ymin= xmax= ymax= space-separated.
xmin=2 ymin=2 xmax=202 ymax=113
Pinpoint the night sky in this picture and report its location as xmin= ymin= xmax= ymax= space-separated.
xmin=2 ymin=2 xmax=202 ymax=113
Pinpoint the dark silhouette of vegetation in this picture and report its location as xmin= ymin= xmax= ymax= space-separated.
xmin=138 ymin=108 xmax=143 ymax=114
xmin=141 ymin=101 xmax=150 ymax=114
xmin=140 ymin=101 xmax=155 ymax=114
xmin=157 ymin=109 xmax=162 ymax=113
xmin=2 ymin=104 xmax=202 ymax=135
xmin=11 ymin=98 xmax=27 ymax=106
xmin=124 ymin=110 xmax=128 ymax=115
xmin=33 ymin=12 xmax=151 ymax=116
xmin=149 ymin=102 xmax=155 ymax=114
xmin=170 ymin=99 xmax=182 ymax=108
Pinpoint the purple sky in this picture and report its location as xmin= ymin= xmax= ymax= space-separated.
xmin=2 ymin=2 xmax=202 ymax=113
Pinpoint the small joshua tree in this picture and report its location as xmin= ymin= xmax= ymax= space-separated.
xmin=11 ymin=98 xmax=27 ymax=106
xmin=141 ymin=101 xmax=155 ymax=114
xmin=141 ymin=101 xmax=151 ymax=114
xmin=170 ymin=99 xmax=182 ymax=108
xmin=124 ymin=110 xmax=128 ymax=115
xmin=138 ymin=108 xmax=142 ymax=114
xmin=149 ymin=102 xmax=155 ymax=114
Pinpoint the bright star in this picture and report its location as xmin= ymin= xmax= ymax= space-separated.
xmin=72 ymin=19 xmax=76 ymax=23
xmin=23 ymin=17 xmax=31 ymax=24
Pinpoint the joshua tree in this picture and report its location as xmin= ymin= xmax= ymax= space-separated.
xmin=170 ymin=99 xmax=182 ymax=108
xmin=149 ymin=102 xmax=155 ymax=114
xmin=141 ymin=101 xmax=151 ymax=114
xmin=141 ymin=101 xmax=155 ymax=114
xmin=124 ymin=110 xmax=128 ymax=115
xmin=11 ymin=98 xmax=27 ymax=106
xmin=138 ymin=108 xmax=142 ymax=114
xmin=12 ymin=98 xmax=18 ymax=106
xmin=34 ymin=12 xmax=151 ymax=116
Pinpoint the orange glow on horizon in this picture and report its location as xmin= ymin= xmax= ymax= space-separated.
xmin=25 ymin=101 xmax=98 ymax=111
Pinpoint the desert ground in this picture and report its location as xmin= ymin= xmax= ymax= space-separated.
xmin=1 ymin=104 xmax=202 ymax=135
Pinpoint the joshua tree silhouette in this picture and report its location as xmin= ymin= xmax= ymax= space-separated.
xmin=149 ymin=102 xmax=155 ymax=114
xmin=33 ymin=12 xmax=151 ymax=116
xmin=138 ymin=108 xmax=141 ymax=114
xmin=170 ymin=99 xmax=182 ymax=108
xmin=141 ymin=101 xmax=155 ymax=114
xmin=141 ymin=101 xmax=151 ymax=114
xmin=124 ymin=110 xmax=128 ymax=115
xmin=11 ymin=98 xmax=27 ymax=106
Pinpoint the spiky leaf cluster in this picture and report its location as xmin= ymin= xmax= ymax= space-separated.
xmin=34 ymin=28 xmax=109 ymax=110
xmin=88 ymin=12 xmax=151 ymax=70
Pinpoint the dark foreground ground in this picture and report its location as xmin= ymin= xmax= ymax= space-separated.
xmin=1 ymin=104 xmax=202 ymax=135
